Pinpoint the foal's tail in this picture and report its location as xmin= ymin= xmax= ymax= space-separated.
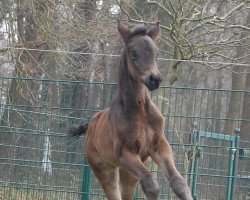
xmin=68 ymin=119 xmax=90 ymax=136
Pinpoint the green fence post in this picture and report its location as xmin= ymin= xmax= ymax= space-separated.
xmin=230 ymin=128 xmax=240 ymax=200
xmin=188 ymin=122 xmax=197 ymax=187
xmin=134 ymin=186 xmax=140 ymax=199
xmin=226 ymin=139 xmax=235 ymax=200
xmin=191 ymin=124 xmax=200 ymax=199
xmin=226 ymin=129 xmax=240 ymax=200
xmin=81 ymin=157 xmax=91 ymax=200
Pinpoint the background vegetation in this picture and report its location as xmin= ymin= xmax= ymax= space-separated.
xmin=0 ymin=0 xmax=249 ymax=199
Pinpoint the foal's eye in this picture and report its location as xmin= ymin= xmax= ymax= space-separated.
xmin=130 ymin=50 xmax=138 ymax=59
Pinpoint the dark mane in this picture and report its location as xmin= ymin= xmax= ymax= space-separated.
xmin=132 ymin=24 xmax=147 ymax=36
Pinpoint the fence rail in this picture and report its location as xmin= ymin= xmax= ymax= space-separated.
xmin=0 ymin=77 xmax=249 ymax=200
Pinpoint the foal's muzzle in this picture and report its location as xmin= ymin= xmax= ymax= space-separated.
xmin=146 ymin=74 xmax=162 ymax=91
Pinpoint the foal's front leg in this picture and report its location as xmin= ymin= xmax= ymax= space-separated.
xmin=119 ymin=149 xmax=160 ymax=200
xmin=119 ymin=168 xmax=139 ymax=200
xmin=151 ymin=136 xmax=193 ymax=200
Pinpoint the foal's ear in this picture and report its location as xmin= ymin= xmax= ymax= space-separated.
xmin=117 ymin=20 xmax=132 ymax=44
xmin=147 ymin=21 xmax=160 ymax=41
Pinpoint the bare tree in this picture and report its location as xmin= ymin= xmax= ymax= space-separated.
xmin=224 ymin=10 xmax=250 ymax=135
xmin=0 ymin=0 xmax=55 ymax=181
xmin=117 ymin=0 xmax=249 ymax=83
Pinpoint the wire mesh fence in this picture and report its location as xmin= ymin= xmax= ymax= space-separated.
xmin=0 ymin=77 xmax=249 ymax=200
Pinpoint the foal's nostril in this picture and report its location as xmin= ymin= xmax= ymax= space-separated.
xmin=149 ymin=74 xmax=154 ymax=81
xmin=147 ymin=74 xmax=162 ymax=91
xmin=150 ymin=74 xmax=162 ymax=85
xmin=150 ymin=74 xmax=156 ymax=84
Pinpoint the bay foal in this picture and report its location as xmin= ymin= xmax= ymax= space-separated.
xmin=71 ymin=21 xmax=193 ymax=200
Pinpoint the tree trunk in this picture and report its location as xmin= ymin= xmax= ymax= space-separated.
xmin=239 ymin=12 xmax=250 ymax=141
xmin=240 ymin=73 xmax=250 ymax=141
xmin=0 ymin=0 xmax=52 ymax=182
xmin=223 ymin=11 xmax=250 ymax=135
xmin=63 ymin=0 xmax=97 ymax=165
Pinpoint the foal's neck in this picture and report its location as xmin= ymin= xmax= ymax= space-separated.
xmin=115 ymin=53 xmax=150 ymax=109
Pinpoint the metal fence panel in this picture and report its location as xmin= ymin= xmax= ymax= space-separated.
xmin=0 ymin=78 xmax=249 ymax=200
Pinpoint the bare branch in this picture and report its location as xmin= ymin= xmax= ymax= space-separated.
xmin=146 ymin=0 xmax=173 ymax=17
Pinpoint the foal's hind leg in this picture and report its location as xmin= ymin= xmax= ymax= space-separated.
xmin=86 ymin=144 xmax=122 ymax=200
xmin=151 ymin=136 xmax=193 ymax=200
xmin=119 ymin=168 xmax=139 ymax=200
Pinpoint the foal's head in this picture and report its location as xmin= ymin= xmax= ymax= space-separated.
xmin=118 ymin=21 xmax=162 ymax=91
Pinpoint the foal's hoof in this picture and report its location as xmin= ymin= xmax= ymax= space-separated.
xmin=183 ymin=195 xmax=194 ymax=200
xmin=140 ymin=177 xmax=160 ymax=199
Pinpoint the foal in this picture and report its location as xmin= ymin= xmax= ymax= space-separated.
xmin=70 ymin=21 xmax=193 ymax=200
